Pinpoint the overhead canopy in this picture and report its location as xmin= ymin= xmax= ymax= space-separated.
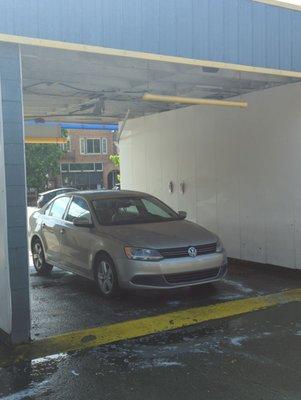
xmin=21 ymin=44 xmax=300 ymax=124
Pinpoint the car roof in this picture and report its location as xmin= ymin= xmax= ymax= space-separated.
xmin=61 ymin=190 xmax=150 ymax=200
xmin=39 ymin=187 xmax=76 ymax=196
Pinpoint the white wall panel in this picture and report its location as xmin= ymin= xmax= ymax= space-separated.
xmin=194 ymin=107 xmax=217 ymax=234
xmin=155 ymin=110 xmax=179 ymax=212
xmin=120 ymin=82 xmax=301 ymax=269
xmin=175 ymin=108 xmax=197 ymax=221
xmin=119 ymin=130 xmax=133 ymax=190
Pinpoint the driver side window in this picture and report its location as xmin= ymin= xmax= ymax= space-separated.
xmin=65 ymin=197 xmax=91 ymax=222
xmin=48 ymin=196 xmax=70 ymax=219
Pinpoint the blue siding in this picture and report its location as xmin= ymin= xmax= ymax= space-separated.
xmin=266 ymin=7 xmax=280 ymax=68
xmin=292 ymin=12 xmax=301 ymax=70
xmin=141 ymin=0 xmax=160 ymax=54
xmin=252 ymin=2 xmax=266 ymax=67
xmin=159 ymin=0 xmax=177 ymax=56
xmin=239 ymin=0 xmax=253 ymax=66
xmin=208 ymin=0 xmax=224 ymax=62
xmin=176 ymin=0 xmax=193 ymax=58
xmin=0 ymin=0 xmax=301 ymax=72
xmin=224 ymin=0 xmax=239 ymax=64
xmin=279 ymin=10 xmax=292 ymax=70
xmin=192 ymin=0 xmax=209 ymax=60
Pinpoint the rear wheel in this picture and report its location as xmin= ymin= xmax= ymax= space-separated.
xmin=95 ymin=255 xmax=120 ymax=298
xmin=32 ymin=239 xmax=53 ymax=275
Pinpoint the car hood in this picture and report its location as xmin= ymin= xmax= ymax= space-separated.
xmin=101 ymin=220 xmax=217 ymax=249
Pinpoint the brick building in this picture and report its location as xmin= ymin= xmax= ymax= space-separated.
xmin=59 ymin=129 xmax=119 ymax=190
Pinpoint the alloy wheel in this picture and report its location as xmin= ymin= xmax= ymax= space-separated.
xmin=97 ymin=261 xmax=114 ymax=295
xmin=33 ymin=242 xmax=43 ymax=271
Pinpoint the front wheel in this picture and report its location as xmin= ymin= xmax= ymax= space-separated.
xmin=95 ymin=255 xmax=120 ymax=298
xmin=32 ymin=239 xmax=53 ymax=275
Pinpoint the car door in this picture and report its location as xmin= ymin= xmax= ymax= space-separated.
xmin=60 ymin=196 xmax=94 ymax=275
xmin=40 ymin=196 xmax=71 ymax=263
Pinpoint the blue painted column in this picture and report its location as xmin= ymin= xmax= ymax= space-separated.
xmin=0 ymin=42 xmax=30 ymax=344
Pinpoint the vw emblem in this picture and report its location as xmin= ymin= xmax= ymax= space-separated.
xmin=188 ymin=247 xmax=197 ymax=258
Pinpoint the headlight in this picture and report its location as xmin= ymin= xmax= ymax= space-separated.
xmin=124 ymin=247 xmax=163 ymax=261
xmin=216 ymin=239 xmax=223 ymax=253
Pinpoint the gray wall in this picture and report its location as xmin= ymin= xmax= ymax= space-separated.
xmin=0 ymin=43 xmax=30 ymax=343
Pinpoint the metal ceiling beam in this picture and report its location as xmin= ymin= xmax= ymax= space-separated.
xmin=1 ymin=33 xmax=301 ymax=79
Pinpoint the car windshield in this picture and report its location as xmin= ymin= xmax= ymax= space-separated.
xmin=92 ymin=196 xmax=180 ymax=225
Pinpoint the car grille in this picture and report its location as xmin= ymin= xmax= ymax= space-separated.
xmin=158 ymin=242 xmax=217 ymax=259
xmin=131 ymin=275 xmax=165 ymax=286
xmin=164 ymin=267 xmax=220 ymax=285
xmin=130 ymin=267 xmax=220 ymax=287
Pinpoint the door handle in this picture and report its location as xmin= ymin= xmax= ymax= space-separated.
xmin=60 ymin=228 xmax=66 ymax=235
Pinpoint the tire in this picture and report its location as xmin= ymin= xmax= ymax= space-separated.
xmin=32 ymin=238 xmax=53 ymax=275
xmin=94 ymin=254 xmax=120 ymax=298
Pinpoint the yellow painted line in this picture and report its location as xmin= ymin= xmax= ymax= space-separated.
xmin=253 ymin=0 xmax=301 ymax=12
xmin=1 ymin=32 xmax=301 ymax=79
xmin=25 ymin=136 xmax=67 ymax=144
xmin=0 ymin=288 xmax=300 ymax=368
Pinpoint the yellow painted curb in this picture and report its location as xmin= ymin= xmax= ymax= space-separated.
xmin=0 ymin=288 xmax=300 ymax=368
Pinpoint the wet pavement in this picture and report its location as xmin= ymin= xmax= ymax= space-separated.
xmin=30 ymin=258 xmax=300 ymax=339
xmin=0 ymin=301 xmax=300 ymax=399
xmin=1 ymin=209 xmax=299 ymax=399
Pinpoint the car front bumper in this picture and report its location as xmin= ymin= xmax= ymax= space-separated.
xmin=115 ymin=250 xmax=228 ymax=290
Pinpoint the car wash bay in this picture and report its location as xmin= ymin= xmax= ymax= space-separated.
xmin=1 ymin=15 xmax=301 ymax=399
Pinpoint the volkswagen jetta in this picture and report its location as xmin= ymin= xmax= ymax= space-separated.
xmin=29 ymin=190 xmax=228 ymax=297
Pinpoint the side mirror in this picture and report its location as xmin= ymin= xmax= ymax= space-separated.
xmin=73 ymin=216 xmax=93 ymax=228
xmin=178 ymin=211 xmax=187 ymax=220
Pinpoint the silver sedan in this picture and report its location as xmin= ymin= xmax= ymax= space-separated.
xmin=29 ymin=190 xmax=228 ymax=297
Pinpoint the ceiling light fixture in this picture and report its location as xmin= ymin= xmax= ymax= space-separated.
xmin=142 ymin=93 xmax=248 ymax=108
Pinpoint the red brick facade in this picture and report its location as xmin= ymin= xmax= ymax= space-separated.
xmin=59 ymin=129 xmax=119 ymax=189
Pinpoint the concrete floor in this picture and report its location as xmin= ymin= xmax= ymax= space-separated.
xmin=0 ymin=260 xmax=300 ymax=399
xmin=0 ymin=206 xmax=299 ymax=399
xmin=29 ymin=258 xmax=300 ymax=339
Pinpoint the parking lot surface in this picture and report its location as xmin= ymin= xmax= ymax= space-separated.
xmin=0 ymin=257 xmax=300 ymax=399
xmin=0 ymin=206 xmax=300 ymax=399
xmin=29 ymin=258 xmax=300 ymax=339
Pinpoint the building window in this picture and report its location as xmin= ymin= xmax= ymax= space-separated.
xmin=79 ymin=138 xmax=108 ymax=155
xmin=69 ymin=163 xmax=82 ymax=172
xmin=61 ymin=163 xmax=69 ymax=172
xmin=95 ymin=163 xmax=103 ymax=171
xmin=80 ymin=138 xmax=86 ymax=154
xmin=102 ymin=138 xmax=108 ymax=155
xmin=69 ymin=163 xmax=95 ymax=172
xmin=86 ymin=139 xmax=101 ymax=154
xmin=81 ymin=163 xmax=95 ymax=172
xmin=62 ymin=137 xmax=71 ymax=152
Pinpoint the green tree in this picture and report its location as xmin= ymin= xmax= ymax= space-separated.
xmin=109 ymin=154 xmax=120 ymax=182
xmin=109 ymin=154 xmax=120 ymax=168
xmin=25 ymin=144 xmax=64 ymax=192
